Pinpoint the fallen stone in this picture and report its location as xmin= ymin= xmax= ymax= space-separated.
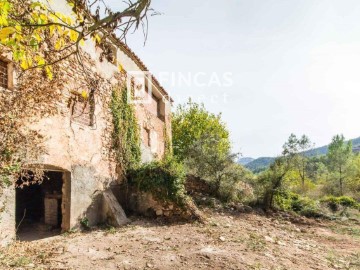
xmin=103 ymin=190 xmax=130 ymax=227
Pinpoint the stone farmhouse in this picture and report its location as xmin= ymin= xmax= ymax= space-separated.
xmin=0 ymin=0 xmax=172 ymax=246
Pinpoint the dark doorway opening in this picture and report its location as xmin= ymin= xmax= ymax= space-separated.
xmin=16 ymin=171 xmax=63 ymax=241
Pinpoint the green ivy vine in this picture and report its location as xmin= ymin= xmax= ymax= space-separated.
xmin=111 ymin=85 xmax=141 ymax=174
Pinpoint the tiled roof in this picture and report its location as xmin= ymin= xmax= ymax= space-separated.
xmin=78 ymin=1 xmax=173 ymax=103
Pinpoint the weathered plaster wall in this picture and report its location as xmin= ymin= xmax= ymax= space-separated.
xmin=136 ymin=101 xmax=172 ymax=160
xmin=0 ymin=0 xmax=173 ymax=243
xmin=0 ymin=185 xmax=15 ymax=247
xmin=30 ymin=54 xmax=117 ymax=228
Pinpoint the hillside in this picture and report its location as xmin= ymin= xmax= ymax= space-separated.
xmin=244 ymin=157 xmax=275 ymax=173
xmin=244 ymin=136 xmax=360 ymax=173
xmin=238 ymin=157 xmax=254 ymax=165
xmin=304 ymin=136 xmax=360 ymax=157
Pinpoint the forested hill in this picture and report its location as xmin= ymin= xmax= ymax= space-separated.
xmin=303 ymin=136 xmax=360 ymax=156
xmin=238 ymin=157 xmax=254 ymax=165
xmin=243 ymin=157 xmax=275 ymax=173
xmin=242 ymin=136 xmax=360 ymax=173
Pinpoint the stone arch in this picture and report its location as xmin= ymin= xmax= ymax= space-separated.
xmin=16 ymin=163 xmax=71 ymax=239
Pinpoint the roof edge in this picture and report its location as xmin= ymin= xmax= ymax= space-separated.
xmin=107 ymin=35 xmax=173 ymax=103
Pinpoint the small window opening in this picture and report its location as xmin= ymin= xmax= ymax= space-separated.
xmin=143 ymin=127 xmax=151 ymax=147
xmin=152 ymin=94 xmax=165 ymax=121
xmin=0 ymin=60 xmax=8 ymax=89
xmin=70 ymin=91 xmax=95 ymax=126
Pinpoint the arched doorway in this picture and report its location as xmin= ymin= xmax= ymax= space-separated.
xmin=15 ymin=167 xmax=71 ymax=241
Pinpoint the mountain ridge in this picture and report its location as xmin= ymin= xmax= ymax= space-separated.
xmin=242 ymin=136 xmax=360 ymax=173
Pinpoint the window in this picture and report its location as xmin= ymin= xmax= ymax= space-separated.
xmin=152 ymin=94 xmax=160 ymax=116
xmin=70 ymin=93 xmax=95 ymax=126
xmin=0 ymin=60 xmax=8 ymax=89
xmin=152 ymin=94 xmax=165 ymax=121
xmin=143 ymin=127 xmax=151 ymax=147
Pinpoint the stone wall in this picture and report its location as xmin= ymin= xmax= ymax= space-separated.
xmin=0 ymin=185 xmax=15 ymax=247
xmin=111 ymin=184 xmax=191 ymax=221
xmin=0 ymin=0 xmax=173 ymax=244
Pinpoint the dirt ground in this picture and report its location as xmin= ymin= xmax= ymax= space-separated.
xmin=1 ymin=208 xmax=360 ymax=270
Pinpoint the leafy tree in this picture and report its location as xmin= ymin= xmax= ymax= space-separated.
xmin=282 ymin=134 xmax=313 ymax=191
xmin=306 ymin=156 xmax=328 ymax=183
xmin=327 ymin=134 xmax=353 ymax=195
xmin=172 ymin=100 xmax=231 ymax=162
xmin=344 ymin=154 xmax=360 ymax=199
xmin=184 ymin=134 xmax=237 ymax=195
xmin=171 ymin=101 xmax=250 ymax=199
xmin=0 ymin=0 xmax=153 ymax=76
xmin=257 ymin=157 xmax=292 ymax=210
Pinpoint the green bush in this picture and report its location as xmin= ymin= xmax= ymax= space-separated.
xmin=338 ymin=196 xmax=358 ymax=207
xmin=321 ymin=195 xmax=360 ymax=211
xmin=274 ymin=191 xmax=322 ymax=217
xmin=127 ymin=156 xmax=188 ymax=206
xmin=274 ymin=191 xmax=299 ymax=211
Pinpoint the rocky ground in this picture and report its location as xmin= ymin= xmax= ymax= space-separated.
xmin=1 ymin=207 xmax=360 ymax=270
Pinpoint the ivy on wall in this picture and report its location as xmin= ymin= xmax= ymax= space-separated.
xmin=111 ymin=85 xmax=141 ymax=175
xmin=163 ymin=125 xmax=173 ymax=158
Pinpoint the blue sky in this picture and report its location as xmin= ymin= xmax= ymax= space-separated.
xmin=108 ymin=0 xmax=360 ymax=157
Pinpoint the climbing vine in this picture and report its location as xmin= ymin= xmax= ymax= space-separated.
xmin=110 ymin=85 xmax=141 ymax=175
xmin=163 ymin=125 xmax=173 ymax=158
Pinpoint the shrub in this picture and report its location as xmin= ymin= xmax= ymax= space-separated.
xmin=274 ymin=191 xmax=322 ymax=217
xmin=127 ymin=156 xmax=188 ymax=206
xmin=273 ymin=191 xmax=299 ymax=211
xmin=216 ymin=164 xmax=254 ymax=203
xmin=321 ymin=195 xmax=360 ymax=211
xmin=338 ymin=196 xmax=358 ymax=207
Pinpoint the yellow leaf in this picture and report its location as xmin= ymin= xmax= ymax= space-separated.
xmin=69 ymin=30 xmax=78 ymax=42
xmin=79 ymin=38 xmax=85 ymax=46
xmin=118 ymin=63 xmax=124 ymax=72
xmin=40 ymin=14 xmax=48 ymax=23
xmin=0 ymin=27 xmax=15 ymax=39
xmin=20 ymin=59 xmax=28 ymax=69
xmin=45 ymin=66 xmax=53 ymax=80
xmin=33 ymin=33 xmax=42 ymax=42
xmin=81 ymin=90 xmax=88 ymax=99
xmin=54 ymin=39 xmax=62 ymax=50
xmin=37 ymin=57 xmax=45 ymax=66
xmin=94 ymin=34 xmax=101 ymax=43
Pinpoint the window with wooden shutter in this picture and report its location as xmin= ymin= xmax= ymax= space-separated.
xmin=70 ymin=93 xmax=95 ymax=126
